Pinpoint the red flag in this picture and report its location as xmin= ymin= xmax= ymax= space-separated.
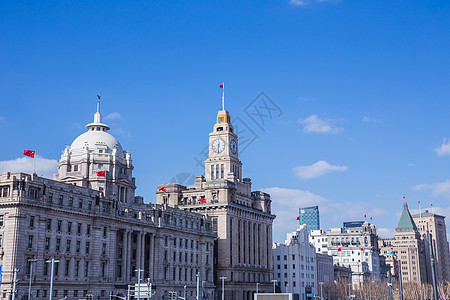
xmin=97 ymin=171 xmax=105 ymax=177
xmin=296 ymin=216 xmax=300 ymax=220
xmin=158 ymin=187 xmax=167 ymax=193
xmin=370 ymin=217 xmax=372 ymax=220
xmin=219 ymin=84 xmax=223 ymax=88
xmin=364 ymin=214 xmax=366 ymax=218
xmin=97 ymin=94 xmax=101 ymax=99
xmin=199 ymin=198 xmax=207 ymax=203
xmin=338 ymin=248 xmax=342 ymax=252
xmin=361 ymin=248 xmax=364 ymax=251
xmin=403 ymin=196 xmax=405 ymax=199
xmin=23 ymin=150 xmax=35 ymax=158
xmin=431 ymin=203 xmax=433 ymax=206
xmin=418 ymin=201 xmax=420 ymax=204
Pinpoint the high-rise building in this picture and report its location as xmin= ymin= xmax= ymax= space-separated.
xmin=272 ymin=225 xmax=319 ymax=299
xmin=0 ymin=105 xmax=216 ymax=300
xmin=412 ymin=210 xmax=450 ymax=283
xmin=299 ymin=206 xmax=319 ymax=233
xmin=156 ymin=108 xmax=276 ymax=300
xmin=387 ymin=203 xmax=428 ymax=284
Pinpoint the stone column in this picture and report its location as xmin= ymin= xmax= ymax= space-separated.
xmin=136 ymin=231 xmax=142 ymax=270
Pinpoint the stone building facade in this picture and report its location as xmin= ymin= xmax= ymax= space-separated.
xmin=272 ymin=225 xmax=318 ymax=299
xmin=156 ymin=109 xmax=276 ymax=300
xmin=412 ymin=210 xmax=450 ymax=283
xmin=0 ymin=106 xmax=216 ymax=300
xmin=309 ymin=221 xmax=385 ymax=286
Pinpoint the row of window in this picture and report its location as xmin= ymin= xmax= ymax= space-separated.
xmin=276 ymin=255 xmax=314 ymax=262
xmin=22 ymin=289 xmax=96 ymax=299
xmin=276 ymin=264 xmax=314 ymax=271
xmin=46 ymin=193 xmax=93 ymax=210
xmin=37 ymin=217 xmax=107 ymax=238
xmin=277 ymin=272 xmax=315 ymax=279
xmin=29 ymin=235 xmax=108 ymax=255
xmin=26 ymin=258 xmax=107 ymax=278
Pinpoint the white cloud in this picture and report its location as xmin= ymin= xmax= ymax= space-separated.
xmin=298 ymin=114 xmax=342 ymax=133
xmin=293 ymin=160 xmax=348 ymax=180
xmin=0 ymin=156 xmax=58 ymax=179
xmin=414 ymin=179 xmax=450 ymax=199
xmin=104 ymin=112 xmax=122 ymax=121
xmin=290 ymin=0 xmax=307 ymax=6
xmin=263 ymin=187 xmax=330 ymax=241
xmin=362 ymin=116 xmax=382 ymax=124
xmin=434 ymin=138 xmax=450 ymax=156
xmin=377 ymin=227 xmax=394 ymax=238
xmin=290 ymin=0 xmax=340 ymax=6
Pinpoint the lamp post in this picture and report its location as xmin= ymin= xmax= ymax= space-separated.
xmin=184 ymin=286 xmax=187 ymax=300
xmin=196 ymin=273 xmax=200 ymax=300
xmin=256 ymin=283 xmax=259 ymax=294
xmin=201 ymin=281 xmax=205 ymax=300
xmin=28 ymin=259 xmax=37 ymax=300
xmin=219 ymin=277 xmax=226 ymax=300
xmin=319 ymin=282 xmax=324 ymax=300
xmin=271 ymin=280 xmax=277 ymax=294
xmin=46 ymin=258 xmax=59 ymax=300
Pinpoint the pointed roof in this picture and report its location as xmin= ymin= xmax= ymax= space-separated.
xmin=395 ymin=203 xmax=417 ymax=233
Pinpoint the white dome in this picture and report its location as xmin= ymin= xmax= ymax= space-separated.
xmin=70 ymin=130 xmax=123 ymax=154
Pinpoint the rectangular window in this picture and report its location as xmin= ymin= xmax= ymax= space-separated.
xmin=88 ymin=201 xmax=92 ymax=210
xmin=0 ymin=216 xmax=5 ymax=227
xmin=66 ymin=240 xmax=71 ymax=252
xmin=102 ymin=243 xmax=106 ymax=255
xmin=103 ymin=227 xmax=107 ymax=238
xmin=44 ymin=262 xmax=48 ymax=275
xmin=78 ymin=199 xmax=83 ymax=209
xmin=101 ymin=262 xmax=105 ymax=277
xmin=0 ymin=235 xmax=3 ymax=248
xmin=86 ymin=242 xmax=90 ymax=254
xmin=221 ymin=164 xmax=224 ymax=178
xmin=54 ymin=261 xmax=59 ymax=275
xmin=58 ymin=195 xmax=63 ymax=205
xmin=69 ymin=197 xmax=73 ymax=206
xmin=75 ymin=261 xmax=79 ymax=276
xmin=0 ymin=186 xmax=9 ymax=197
xmin=87 ymin=225 xmax=91 ymax=235
xmin=74 ymin=291 xmax=78 ymax=297
xmin=45 ymin=237 xmax=50 ymax=250
xmin=29 ymin=216 xmax=35 ymax=228
xmin=84 ymin=262 xmax=89 ymax=276
xmin=28 ymin=235 xmax=33 ymax=248
xmin=77 ymin=223 xmax=82 ymax=234
xmin=57 ymin=220 xmax=62 ymax=231
xmin=56 ymin=239 xmax=61 ymax=251
xmin=216 ymin=164 xmax=219 ymax=179
xmin=68 ymin=222 xmax=72 ymax=233
xmin=211 ymin=165 xmax=214 ymax=180
xmin=48 ymin=192 xmax=53 ymax=203
xmin=46 ymin=219 xmax=52 ymax=230
xmin=65 ymin=260 xmax=69 ymax=276
xmin=76 ymin=241 xmax=80 ymax=253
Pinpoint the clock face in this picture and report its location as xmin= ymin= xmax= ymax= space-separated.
xmin=212 ymin=138 xmax=226 ymax=153
xmin=230 ymin=139 xmax=237 ymax=154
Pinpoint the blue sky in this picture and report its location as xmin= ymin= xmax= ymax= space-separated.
xmin=1 ymin=0 xmax=450 ymax=243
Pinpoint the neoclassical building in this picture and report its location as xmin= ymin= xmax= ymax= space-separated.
xmin=156 ymin=109 xmax=276 ymax=300
xmin=0 ymin=105 xmax=216 ymax=300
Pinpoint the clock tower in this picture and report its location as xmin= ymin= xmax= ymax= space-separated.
xmin=205 ymin=109 xmax=242 ymax=182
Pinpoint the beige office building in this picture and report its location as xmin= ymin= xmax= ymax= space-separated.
xmin=0 ymin=106 xmax=216 ymax=300
xmin=412 ymin=210 xmax=450 ymax=283
xmin=156 ymin=109 xmax=276 ymax=300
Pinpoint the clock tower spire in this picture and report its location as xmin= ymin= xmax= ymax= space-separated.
xmin=205 ymin=108 xmax=242 ymax=182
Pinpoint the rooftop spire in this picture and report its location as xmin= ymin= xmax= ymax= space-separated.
xmin=85 ymin=94 xmax=110 ymax=131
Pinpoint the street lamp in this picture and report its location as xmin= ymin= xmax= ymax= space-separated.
xmin=319 ymin=282 xmax=324 ymax=300
xmin=271 ymin=280 xmax=277 ymax=294
xmin=256 ymin=283 xmax=259 ymax=294
xmin=46 ymin=258 xmax=59 ymax=300
xmin=28 ymin=259 xmax=37 ymax=300
xmin=219 ymin=277 xmax=226 ymax=300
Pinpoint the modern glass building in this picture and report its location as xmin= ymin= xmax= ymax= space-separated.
xmin=299 ymin=205 xmax=320 ymax=233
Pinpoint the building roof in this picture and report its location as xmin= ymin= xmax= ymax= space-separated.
xmin=395 ymin=203 xmax=417 ymax=233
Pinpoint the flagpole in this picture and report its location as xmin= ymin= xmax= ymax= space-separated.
xmin=33 ymin=150 xmax=36 ymax=174
xmin=222 ymin=82 xmax=225 ymax=110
